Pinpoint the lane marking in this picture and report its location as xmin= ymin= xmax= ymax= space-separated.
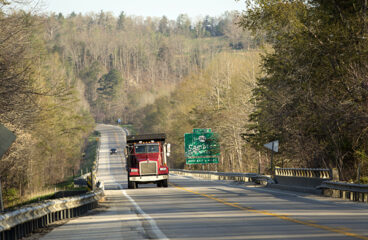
xmin=109 ymin=129 xmax=169 ymax=240
xmin=120 ymin=188 xmax=169 ymax=240
xmin=171 ymin=183 xmax=368 ymax=240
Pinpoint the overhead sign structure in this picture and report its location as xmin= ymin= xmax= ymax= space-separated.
xmin=185 ymin=128 xmax=220 ymax=164
xmin=264 ymin=140 xmax=279 ymax=152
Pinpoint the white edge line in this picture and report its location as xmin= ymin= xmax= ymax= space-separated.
xmin=120 ymin=188 xmax=169 ymax=240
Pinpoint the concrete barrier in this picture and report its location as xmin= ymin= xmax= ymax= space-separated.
xmin=272 ymin=168 xmax=332 ymax=194
xmin=275 ymin=168 xmax=332 ymax=178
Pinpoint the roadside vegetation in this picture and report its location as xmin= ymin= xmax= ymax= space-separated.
xmin=0 ymin=1 xmax=94 ymax=207
xmin=238 ymin=0 xmax=368 ymax=182
xmin=119 ymin=124 xmax=136 ymax=135
xmin=3 ymin=128 xmax=99 ymax=208
xmin=81 ymin=131 xmax=101 ymax=174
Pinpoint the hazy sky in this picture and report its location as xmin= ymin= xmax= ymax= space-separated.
xmin=40 ymin=0 xmax=245 ymax=19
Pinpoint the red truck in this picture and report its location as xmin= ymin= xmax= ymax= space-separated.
xmin=125 ymin=133 xmax=170 ymax=189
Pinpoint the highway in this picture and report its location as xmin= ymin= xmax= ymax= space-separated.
xmin=41 ymin=124 xmax=368 ymax=240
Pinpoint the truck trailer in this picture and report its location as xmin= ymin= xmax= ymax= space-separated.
xmin=125 ymin=133 xmax=170 ymax=189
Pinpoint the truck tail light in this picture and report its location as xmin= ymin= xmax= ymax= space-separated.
xmin=160 ymin=167 xmax=167 ymax=171
xmin=130 ymin=168 xmax=138 ymax=172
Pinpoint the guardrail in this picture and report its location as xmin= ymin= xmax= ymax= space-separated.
xmin=172 ymin=169 xmax=368 ymax=204
xmin=0 ymin=189 xmax=103 ymax=240
xmin=0 ymin=129 xmax=104 ymax=239
xmin=275 ymin=168 xmax=332 ymax=179
xmin=318 ymin=181 xmax=368 ymax=203
xmin=170 ymin=169 xmax=273 ymax=185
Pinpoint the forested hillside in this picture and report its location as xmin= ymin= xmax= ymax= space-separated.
xmin=0 ymin=1 xmax=94 ymax=205
xmin=44 ymin=10 xmax=255 ymax=122
xmin=0 ymin=0 xmax=256 ymax=205
xmin=137 ymin=51 xmax=263 ymax=171
xmin=138 ymin=0 xmax=368 ymax=182
xmin=2 ymin=0 xmax=368 ymax=206
xmin=41 ymin=8 xmax=262 ymax=172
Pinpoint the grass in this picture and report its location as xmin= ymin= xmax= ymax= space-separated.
xmin=55 ymin=176 xmax=86 ymax=191
xmin=16 ymin=193 xmax=55 ymax=207
xmin=120 ymin=124 xmax=136 ymax=135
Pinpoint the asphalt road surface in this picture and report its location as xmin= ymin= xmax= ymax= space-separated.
xmin=41 ymin=124 xmax=368 ymax=240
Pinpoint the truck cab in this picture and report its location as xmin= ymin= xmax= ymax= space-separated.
xmin=125 ymin=134 xmax=170 ymax=189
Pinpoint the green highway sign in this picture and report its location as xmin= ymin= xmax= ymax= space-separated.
xmin=184 ymin=128 xmax=220 ymax=164
xmin=186 ymin=157 xmax=219 ymax=164
xmin=193 ymin=128 xmax=212 ymax=134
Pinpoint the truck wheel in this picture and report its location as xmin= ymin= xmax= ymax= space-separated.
xmin=162 ymin=179 xmax=168 ymax=188
xmin=156 ymin=181 xmax=162 ymax=187
xmin=128 ymin=180 xmax=134 ymax=189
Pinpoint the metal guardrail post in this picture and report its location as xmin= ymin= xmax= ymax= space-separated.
xmin=318 ymin=181 xmax=368 ymax=203
xmin=16 ymin=225 xmax=20 ymax=239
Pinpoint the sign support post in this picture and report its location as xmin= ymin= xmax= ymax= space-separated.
xmin=258 ymin=152 xmax=261 ymax=174
xmin=264 ymin=140 xmax=279 ymax=177
xmin=270 ymin=142 xmax=274 ymax=175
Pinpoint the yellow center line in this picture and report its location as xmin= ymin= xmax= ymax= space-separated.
xmin=170 ymin=183 xmax=368 ymax=240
